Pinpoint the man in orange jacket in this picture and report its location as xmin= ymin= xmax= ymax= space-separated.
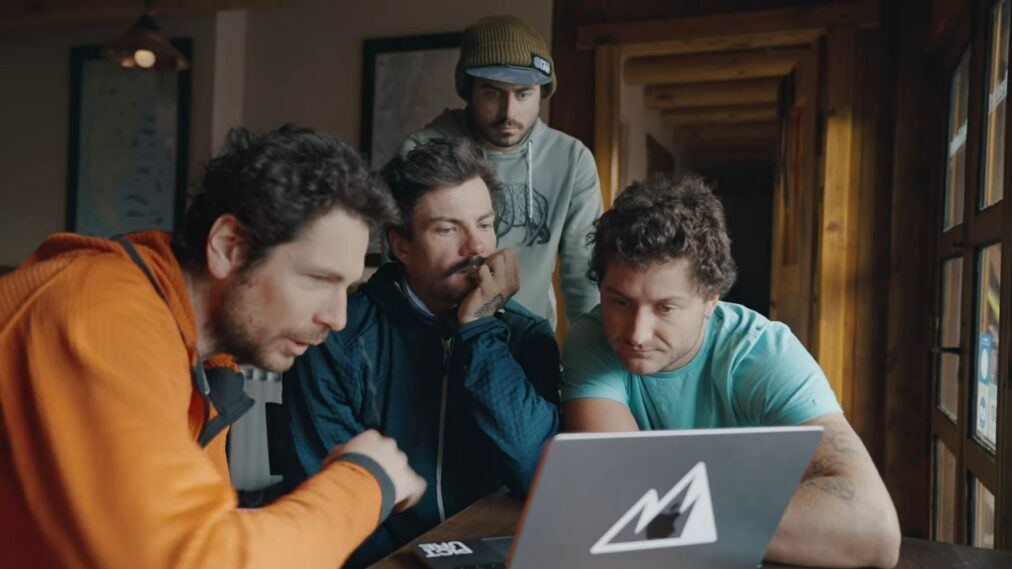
xmin=0 ymin=124 xmax=426 ymax=568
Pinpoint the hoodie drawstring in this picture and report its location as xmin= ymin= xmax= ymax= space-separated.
xmin=525 ymin=139 xmax=534 ymax=223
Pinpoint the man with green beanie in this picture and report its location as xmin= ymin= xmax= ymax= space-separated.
xmin=400 ymin=15 xmax=602 ymax=329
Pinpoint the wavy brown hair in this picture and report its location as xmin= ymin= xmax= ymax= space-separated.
xmin=587 ymin=174 xmax=737 ymax=298
xmin=173 ymin=124 xmax=396 ymax=274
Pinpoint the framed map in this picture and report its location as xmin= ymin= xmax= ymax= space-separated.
xmin=66 ymin=41 xmax=191 ymax=237
xmin=360 ymin=32 xmax=462 ymax=264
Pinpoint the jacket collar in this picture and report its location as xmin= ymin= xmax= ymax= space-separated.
xmin=362 ymin=263 xmax=459 ymax=333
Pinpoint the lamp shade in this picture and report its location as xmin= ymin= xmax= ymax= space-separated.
xmin=102 ymin=14 xmax=189 ymax=71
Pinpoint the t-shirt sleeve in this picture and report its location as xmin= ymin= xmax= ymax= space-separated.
xmin=560 ymin=311 xmax=629 ymax=406
xmin=732 ymin=322 xmax=843 ymax=426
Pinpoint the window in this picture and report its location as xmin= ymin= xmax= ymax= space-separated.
xmin=938 ymin=257 xmax=963 ymax=420
xmin=974 ymin=244 xmax=1001 ymax=452
xmin=970 ymin=476 xmax=997 ymax=548
xmin=930 ymin=0 xmax=1011 ymax=548
xmin=934 ymin=439 xmax=957 ymax=543
xmin=945 ymin=50 xmax=970 ymax=229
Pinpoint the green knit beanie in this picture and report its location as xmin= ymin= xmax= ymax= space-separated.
xmin=456 ymin=15 xmax=556 ymax=100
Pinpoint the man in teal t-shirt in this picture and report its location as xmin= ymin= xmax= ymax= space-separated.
xmin=562 ymin=175 xmax=900 ymax=569
xmin=563 ymin=302 xmax=841 ymax=429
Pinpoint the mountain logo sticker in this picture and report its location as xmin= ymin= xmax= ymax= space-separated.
xmin=590 ymin=462 xmax=717 ymax=555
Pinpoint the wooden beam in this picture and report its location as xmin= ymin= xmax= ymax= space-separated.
xmin=645 ymin=78 xmax=782 ymax=110
xmin=0 ymin=0 xmax=295 ymax=35
xmin=577 ymin=1 xmax=879 ymax=50
xmin=625 ymin=49 xmax=800 ymax=86
xmin=620 ymin=29 xmax=820 ymax=59
xmin=670 ymin=122 xmax=778 ymax=143
xmin=662 ymin=104 xmax=778 ymax=126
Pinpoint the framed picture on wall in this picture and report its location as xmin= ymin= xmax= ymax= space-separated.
xmin=360 ymin=32 xmax=462 ymax=265
xmin=66 ymin=41 xmax=192 ymax=237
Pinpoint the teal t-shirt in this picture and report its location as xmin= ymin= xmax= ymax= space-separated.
xmin=561 ymin=302 xmax=842 ymax=429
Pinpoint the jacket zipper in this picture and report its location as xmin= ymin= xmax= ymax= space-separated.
xmin=436 ymin=337 xmax=452 ymax=522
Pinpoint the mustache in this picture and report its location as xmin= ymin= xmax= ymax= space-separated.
xmin=493 ymin=117 xmax=523 ymax=129
xmin=444 ymin=256 xmax=486 ymax=277
xmin=289 ymin=328 xmax=330 ymax=346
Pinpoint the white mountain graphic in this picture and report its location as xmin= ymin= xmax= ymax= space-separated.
xmin=590 ymin=461 xmax=718 ymax=555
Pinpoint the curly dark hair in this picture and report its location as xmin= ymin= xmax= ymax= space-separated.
xmin=588 ymin=174 xmax=737 ymax=298
xmin=173 ymin=124 xmax=397 ymax=274
xmin=381 ymin=137 xmax=500 ymax=237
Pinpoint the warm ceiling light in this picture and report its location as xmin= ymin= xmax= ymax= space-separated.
xmin=133 ymin=49 xmax=156 ymax=68
xmin=102 ymin=1 xmax=189 ymax=71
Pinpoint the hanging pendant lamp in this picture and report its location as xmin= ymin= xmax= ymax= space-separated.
xmin=102 ymin=0 xmax=189 ymax=71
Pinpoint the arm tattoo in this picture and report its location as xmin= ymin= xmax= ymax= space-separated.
xmin=821 ymin=422 xmax=859 ymax=456
xmin=806 ymin=454 xmax=845 ymax=478
xmin=801 ymin=419 xmax=861 ymax=502
xmin=472 ymin=293 xmax=507 ymax=319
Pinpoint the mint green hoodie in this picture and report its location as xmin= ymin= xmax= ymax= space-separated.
xmin=400 ymin=109 xmax=602 ymax=328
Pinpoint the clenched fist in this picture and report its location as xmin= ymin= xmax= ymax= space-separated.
xmin=324 ymin=429 xmax=427 ymax=512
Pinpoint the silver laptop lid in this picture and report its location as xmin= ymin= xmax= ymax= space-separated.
xmin=509 ymin=426 xmax=823 ymax=569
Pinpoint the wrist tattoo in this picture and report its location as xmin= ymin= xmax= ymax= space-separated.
xmin=473 ymin=293 xmax=506 ymax=319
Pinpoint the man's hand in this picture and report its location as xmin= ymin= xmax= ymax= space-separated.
xmin=324 ymin=430 xmax=427 ymax=512
xmin=457 ymin=249 xmax=520 ymax=325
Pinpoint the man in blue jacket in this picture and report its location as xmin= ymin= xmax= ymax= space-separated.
xmin=282 ymin=137 xmax=560 ymax=567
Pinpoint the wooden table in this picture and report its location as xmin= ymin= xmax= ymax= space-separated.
xmin=369 ymin=495 xmax=1012 ymax=568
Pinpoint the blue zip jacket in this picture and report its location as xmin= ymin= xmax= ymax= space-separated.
xmin=282 ymin=263 xmax=560 ymax=567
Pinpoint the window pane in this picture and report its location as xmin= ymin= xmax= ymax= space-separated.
xmin=937 ymin=258 xmax=963 ymax=420
xmin=974 ymin=244 xmax=1001 ymax=451
xmin=981 ymin=0 xmax=1009 ymax=210
xmin=933 ymin=439 xmax=957 ymax=543
xmin=945 ymin=49 xmax=970 ymax=229
xmin=969 ymin=476 xmax=996 ymax=548
xmin=940 ymin=257 xmax=964 ymax=347
xmin=938 ymin=354 xmax=960 ymax=420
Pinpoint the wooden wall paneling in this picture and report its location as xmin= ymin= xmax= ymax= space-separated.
xmin=796 ymin=43 xmax=820 ymax=350
xmin=882 ymin=0 xmax=934 ymax=539
xmin=769 ymin=43 xmax=819 ymax=349
xmin=848 ymin=25 xmax=894 ymax=469
xmin=594 ymin=44 xmax=622 ymax=207
xmin=927 ymin=0 xmax=972 ymax=55
xmin=550 ymin=0 xmax=595 ymax=150
xmin=814 ymin=25 xmax=860 ymax=411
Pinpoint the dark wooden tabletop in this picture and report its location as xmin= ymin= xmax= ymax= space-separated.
xmin=368 ymin=494 xmax=1012 ymax=569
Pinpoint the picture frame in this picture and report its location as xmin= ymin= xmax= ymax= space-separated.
xmin=66 ymin=40 xmax=192 ymax=237
xmin=360 ymin=32 xmax=462 ymax=265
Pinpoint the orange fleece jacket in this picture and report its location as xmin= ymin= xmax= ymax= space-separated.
xmin=0 ymin=232 xmax=385 ymax=568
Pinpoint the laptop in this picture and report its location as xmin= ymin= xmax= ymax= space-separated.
xmin=414 ymin=426 xmax=823 ymax=569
